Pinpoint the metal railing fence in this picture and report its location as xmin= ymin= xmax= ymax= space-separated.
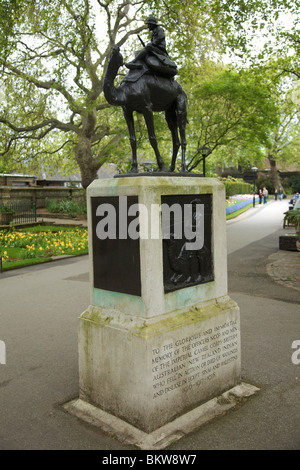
xmin=0 ymin=201 xmax=37 ymax=225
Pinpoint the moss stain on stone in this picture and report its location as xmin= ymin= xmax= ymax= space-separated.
xmin=134 ymin=298 xmax=238 ymax=339
xmin=79 ymin=296 xmax=238 ymax=343
xmin=81 ymin=308 xmax=113 ymax=327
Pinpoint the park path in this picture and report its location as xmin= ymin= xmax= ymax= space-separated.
xmin=226 ymin=199 xmax=290 ymax=255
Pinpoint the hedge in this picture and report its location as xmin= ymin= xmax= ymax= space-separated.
xmin=222 ymin=179 xmax=253 ymax=197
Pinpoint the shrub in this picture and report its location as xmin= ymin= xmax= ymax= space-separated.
xmin=0 ymin=206 xmax=15 ymax=214
xmin=290 ymin=175 xmax=300 ymax=193
xmin=221 ymin=178 xmax=253 ymax=197
xmin=45 ymin=197 xmax=87 ymax=217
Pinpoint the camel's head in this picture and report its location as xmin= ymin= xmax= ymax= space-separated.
xmin=109 ymin=45 xmax=124 ymax=69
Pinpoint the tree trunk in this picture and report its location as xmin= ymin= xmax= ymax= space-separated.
xmin=268 ymin=154 xmax=281 ymax=191
xmin=216 ymin=165 xmax=222 ymax=177
xmin=75 ymin=135 xmax=98 ymax=189
xmin=75 ymin=109 xmax=101 ymax=189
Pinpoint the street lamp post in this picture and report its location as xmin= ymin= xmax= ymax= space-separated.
xmin=251 ymin=167 xmax=258 ymax=207
xmin=198 ymin=145 xmax=211 ymax=177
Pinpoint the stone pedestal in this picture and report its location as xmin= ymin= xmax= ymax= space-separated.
xmin=65 ymin=176 xmax=258 ymax=448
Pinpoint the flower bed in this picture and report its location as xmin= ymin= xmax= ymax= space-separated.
xmin=226 ymin=195 xmax=258 ymax=215
xmin=0 ymin=225 xmax=88 ymax=271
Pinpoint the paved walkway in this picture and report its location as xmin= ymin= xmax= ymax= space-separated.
xmin=0 ymin=198 xmax=299 ymax=450
xmin=227 ymin=199 xmax=300 ymax=292
xmin=37 ymin=215 xmax=88 ymax=227
xmin=267 ymin=250 xmax=300 ymax=292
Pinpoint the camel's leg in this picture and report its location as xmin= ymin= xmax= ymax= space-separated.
xmin=123 ymin=107 xmax=138 ymax=172
xmin=165 ymin=107 xmax=180 ymax=172
xmin=143 ymin=108 xmax=166 ymax=172
xmin=176 ymin=95 xmax=188 ymax=173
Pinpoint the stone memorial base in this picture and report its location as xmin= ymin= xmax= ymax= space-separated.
xmin=66 ymin=382 xmax=257 ymax=450
xmin=65 ymin=176 xmax=258 ymax=448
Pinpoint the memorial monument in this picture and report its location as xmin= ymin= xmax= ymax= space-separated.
xmin=65 ymin=16 xmax=258 ymax=449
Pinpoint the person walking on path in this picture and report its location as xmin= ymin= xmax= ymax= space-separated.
xmin=259 ymin=189 xmax=263 ymax=204
xmin=279 ymin=187 xmax=283 ymax=201
xmin=263 ymin=187 xmax=268 ymax=204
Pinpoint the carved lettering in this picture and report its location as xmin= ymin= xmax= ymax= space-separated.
xmin=151 ymin=319 xmax=239 ymax=398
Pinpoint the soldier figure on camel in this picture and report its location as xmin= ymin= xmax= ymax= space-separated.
xmin=125 ymin=16 xmax=178 ymax=79
xmin=103 ymin=15 xmax=188 ymax=173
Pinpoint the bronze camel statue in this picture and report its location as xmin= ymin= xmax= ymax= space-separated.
xmin=103 ymin=46 xmax=188 ymax=173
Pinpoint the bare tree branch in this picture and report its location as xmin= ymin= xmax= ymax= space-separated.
xmin=0 ymin=116 xmax=80 ymax=135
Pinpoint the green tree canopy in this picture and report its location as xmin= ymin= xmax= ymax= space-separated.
xmin=0 ymin=0 xmax=299 ymax=186
xmin=264 ymin=91 xmax=300 ymax=189
xmin=184 ymin=67 xmax=279 ymax=171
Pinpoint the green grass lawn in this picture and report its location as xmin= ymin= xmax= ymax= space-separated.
xmin=20 ymin=224 xmax=79 ymax=232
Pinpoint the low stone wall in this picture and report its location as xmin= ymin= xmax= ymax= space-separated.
xmin=279 ymin=234 xmax=298 ymax=251
xmin=0 ymin=186 xmax=85 ymax=208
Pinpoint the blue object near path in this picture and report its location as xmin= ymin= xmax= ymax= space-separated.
xmin=226 ymin=198 xmax=259 ymax=215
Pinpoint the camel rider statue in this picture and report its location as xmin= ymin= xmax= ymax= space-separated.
xmin=125 ymin=16 xmax=178 ymax=78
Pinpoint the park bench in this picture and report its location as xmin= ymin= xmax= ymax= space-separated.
xmin=283 ymin=211 xmax=295 ymax=228
xmin=283 ymin=206 xmax=300 ymax=229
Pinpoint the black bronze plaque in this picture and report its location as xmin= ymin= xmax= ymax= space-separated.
xmin=91 ymin=196 xmax=141 ymax=296
xmin=161 ymin=194 xmax=213 ymax=293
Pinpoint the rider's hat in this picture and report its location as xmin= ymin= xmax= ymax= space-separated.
xmin=146 ymin=15 xmax=159 ymax=25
